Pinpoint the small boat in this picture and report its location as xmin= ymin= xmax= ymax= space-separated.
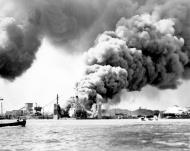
xmin=0 ymin=119 xmax=26 ymax=127
xmin=139 ymin=115 xmax=158 ymax=121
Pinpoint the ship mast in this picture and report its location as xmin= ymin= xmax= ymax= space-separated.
xmin=56 ymin=94 xmax=59 ymax=120
xmin=56 ymin=94 xmax=59 ymax=105
xmin=0 ymin=98 xmax=3 ymax=116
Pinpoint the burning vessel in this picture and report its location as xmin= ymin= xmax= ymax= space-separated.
xmin=65 ymin=96 xmax=102 ymax=119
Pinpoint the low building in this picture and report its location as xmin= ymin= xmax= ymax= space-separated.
xmin=5 ymin=110 xmax=24 ymax=119
xmin=25 ymin=103 xmax=33 ymax=114
xmin=163 ymin=105 xmax=188 ymax=118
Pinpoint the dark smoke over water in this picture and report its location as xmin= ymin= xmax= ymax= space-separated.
xmin=0 ymin=0 xmax=190 ymax=108
xmin=75 ymin=0 xmax=190 ymax=108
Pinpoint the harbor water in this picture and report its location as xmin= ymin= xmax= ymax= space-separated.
xmin=0 ymin=119 xmax=190 ymax=151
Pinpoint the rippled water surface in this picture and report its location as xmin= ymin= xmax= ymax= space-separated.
xmin=0 ymin=119 xmax=190 ymax=151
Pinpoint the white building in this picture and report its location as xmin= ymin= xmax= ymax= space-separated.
xmin=164 ymin=105 xmax=188 ymax=115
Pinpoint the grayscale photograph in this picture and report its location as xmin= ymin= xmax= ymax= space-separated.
xmin=0 ymin=0 xmax=190 ymax=150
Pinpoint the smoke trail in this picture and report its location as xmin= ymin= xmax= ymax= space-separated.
xmin=75 ymin=0 xmax=190 ymax=108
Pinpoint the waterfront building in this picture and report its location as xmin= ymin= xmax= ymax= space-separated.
xmin=163 ymin=105 xmax=189 ymax=118
xmin=5 ymin=110 xmax=24 ymax=119
xmin=164 ymin=105 xmax=187 ymax=115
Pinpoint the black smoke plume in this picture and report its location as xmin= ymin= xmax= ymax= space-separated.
xmin=0 ymin=17 xmax=41 ymax=80
xmin=75 ymin=0 xmax=190 ymax=108
xmin=0 ymin=0 xmax=140 ymax=80
xmin=1 ymin=0 xmax=190 ymax=109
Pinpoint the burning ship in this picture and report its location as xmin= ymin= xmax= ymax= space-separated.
xmin=64 ymin=96 xmax=102 ymax=119
xmin=65 ymin=12 xmax=190 ymax=118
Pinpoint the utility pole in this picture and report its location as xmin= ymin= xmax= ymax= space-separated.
xmin=0 ymin=98 xmax=4 ymax=115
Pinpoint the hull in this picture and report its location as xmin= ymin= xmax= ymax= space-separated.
xmin=0 ymin=120 xmax=26 ymax=127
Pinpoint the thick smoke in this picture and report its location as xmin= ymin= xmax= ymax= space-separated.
xmin=10 ymin=0 xmax=141 ymax=50
xmin=76 ymin=65 xmax=128 ymax=109
xmin=0 ymin=0 xmax=140 ymax=80
xmin=0 ymin=17 xmax=41 ymax=80
xmin=75 ymin=0 xmax=190 ymax=108
xmin=1 ymin=0 xmax=190 ymax=109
